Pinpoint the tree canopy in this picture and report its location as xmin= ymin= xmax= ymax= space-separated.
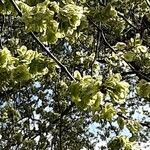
xmin=0 ymin=0 xmax=150 ymax=149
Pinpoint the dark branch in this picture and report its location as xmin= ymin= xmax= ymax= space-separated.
xmin=145 ymin=0 xmax=150 ymax=8
xmin=88 ymin=17 xmax=150 ymax=82
xmin=117 ymin=12 xmax=138 ymax=30
xmin=117 ymin=112 xmax=150 ymax=128
xmin=10 ymin=0 xmax=75 ymax=81
xmin=9 ymin=0 xmax=76 ymax=125
xmin=30 ymin=33 xmax=75 ymax=81
xmin=96 ymin=2 xmax=138 ymax=31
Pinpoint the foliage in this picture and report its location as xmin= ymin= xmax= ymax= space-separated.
xmin=0 ymin=0 xmax=150 ymax=149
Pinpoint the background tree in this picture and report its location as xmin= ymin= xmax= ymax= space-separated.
xmin=0 ymin=0 xmax=150 ymax=149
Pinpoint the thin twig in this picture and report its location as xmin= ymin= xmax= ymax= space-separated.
xmin=117 ymin=12 xmax=138 ymax=30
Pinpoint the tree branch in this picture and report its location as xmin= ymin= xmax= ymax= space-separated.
xmin=145 ymin=0 xmax=150 ymax=8
xmin=9 ymin=0 xmax=76 ymax=126
xmin=117 ymin=12 xmax=138 ymax=30
xmin=101 ymin=29 xmax=150 ymax=82
xmin=10 ymin=0 xmax=75 ymax=81
xmin=96 ymin=2 xmax=138 ymax=31
xmin=30 ymin=33 xmax=75 ymax=81
xmin=88 ymin=17 xmax=150 ymax=82
xmin=117 ymin=112 xmax=150 ymax=128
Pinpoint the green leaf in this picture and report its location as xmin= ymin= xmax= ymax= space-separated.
xmin=11 ymin=64 xmax=31 ymax=82
xmin=127 ymin=120 xmax=141 ymax=135
xmin=117 ymin=117 xmax=125 ymax=130
xmin=0 ymin=48 xmax=12 ymax=68
xmin=101 ymin=103 xmax=116 ymax=120
xmin=124 ymin=51 xmax=135 ymax=62
xmin=108 ymin=136 xmax=135 ymax=150
xmin=136 ymin=80 xmax=150 ymax=98
xmin=115 ymin=42 xmax=126 ymax=50
xmin=74 ymin=70 xmax=82 ymax=80
xmin=105 ymin=74 xmax=129 ymax=103
xmin=136 ymin=45 xmax=147 ymax=53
